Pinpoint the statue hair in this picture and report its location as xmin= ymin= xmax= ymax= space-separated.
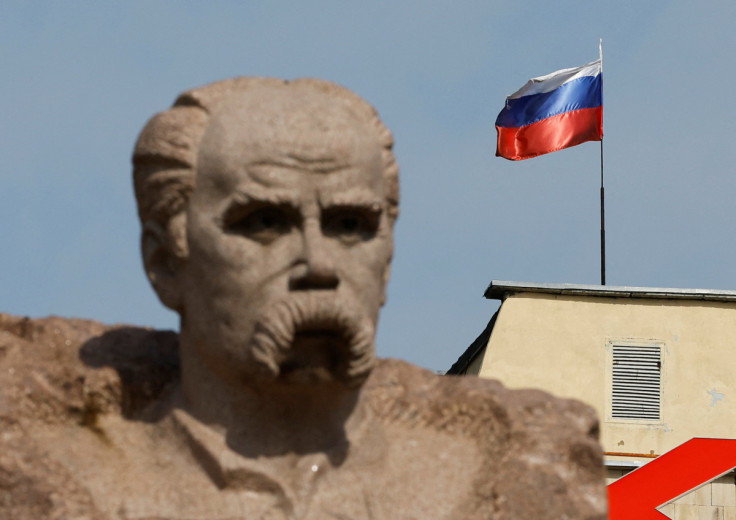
xmin=132 ymin=77 xmax=399 ymax=255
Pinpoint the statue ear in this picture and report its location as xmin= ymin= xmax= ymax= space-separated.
xmin=141 ymin=218 xmax=186 ymax=312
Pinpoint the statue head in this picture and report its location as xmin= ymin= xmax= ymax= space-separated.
xmin=132 ymin=78 xmax=399 ymax=388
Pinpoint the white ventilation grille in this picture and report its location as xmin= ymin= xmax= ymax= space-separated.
xmin=611 ymin=345 xmax=661 ymax=420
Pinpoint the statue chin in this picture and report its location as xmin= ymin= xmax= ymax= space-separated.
xmin=274 ymin=330 xmax=373 ymax=386
xmin=278 ymin=330 xmax=343 ymax=383
xmin=280 ymin=366 xmax=336 ymax=385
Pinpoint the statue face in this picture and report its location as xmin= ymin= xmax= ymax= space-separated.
xmin=178 ymin=86 xmax=393 ymax=387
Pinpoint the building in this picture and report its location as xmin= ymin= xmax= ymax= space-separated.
xmin=448 ymin=281 xmax=736 ymax=519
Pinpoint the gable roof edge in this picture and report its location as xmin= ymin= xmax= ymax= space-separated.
xmin=484 ymin=280 xmax=736 ymax=303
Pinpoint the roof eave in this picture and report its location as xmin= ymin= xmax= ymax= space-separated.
xmin=484 ymin=280 xmax=736 ymax=303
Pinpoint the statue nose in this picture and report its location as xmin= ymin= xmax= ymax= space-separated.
xmin=289 ymin=220 xmax=339 ymax=290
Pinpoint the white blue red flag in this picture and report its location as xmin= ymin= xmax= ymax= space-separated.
xmin=495 ymin=59 xmax=603 ymax=161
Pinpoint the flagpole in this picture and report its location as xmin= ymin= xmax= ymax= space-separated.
xmin=599 ymin=38 xmax=606 ymax=285
xmin=600 ymin=140 xmax=605 ymax=285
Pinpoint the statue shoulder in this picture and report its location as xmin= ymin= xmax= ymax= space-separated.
xmin=0 ymin=313 xmax=180 ymax=425
xmin=366 ymin=358 xmax=607 ymax=519
xmin=367 ymin=357 xmax=600 ymax=442
xmin=366 ymin=358 xmax=514 ymax=436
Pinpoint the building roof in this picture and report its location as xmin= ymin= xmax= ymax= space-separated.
xmin=485 ymin=280 xmax=736 ymax=303
xmin=446 ymin=311 xmax=497 ymax=376
xmin=447 ymin=280 xmax=736 ymax=375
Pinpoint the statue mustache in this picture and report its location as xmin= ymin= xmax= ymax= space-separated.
xmin=250 ymin=293 xmax=376 ymax=386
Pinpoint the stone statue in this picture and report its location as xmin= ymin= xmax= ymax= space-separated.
xmin=0 ymin=78 xmax=607 ymax=519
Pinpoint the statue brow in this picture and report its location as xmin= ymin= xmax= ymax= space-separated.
xmin=229 ymin=187 xmax=300 ymax=208
xmin=319 ymin=188 xmax=383 ymax=211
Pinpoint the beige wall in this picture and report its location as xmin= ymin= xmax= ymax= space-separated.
xmin=657 ymin=474 xmax=736 ymax=520
xmin=474 ymin=293 xmax=736 ymax=457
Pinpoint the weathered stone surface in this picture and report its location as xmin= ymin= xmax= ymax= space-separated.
xmin=0 ymin=77 xmax=607 ymax=519
xmin=0 ymin=313 xmax=606 ymax=519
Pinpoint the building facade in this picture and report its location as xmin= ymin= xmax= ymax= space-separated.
xmin=449 ymin=281 xmax=736 ymax=519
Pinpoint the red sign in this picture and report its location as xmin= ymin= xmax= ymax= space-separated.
xmin=607 ymin=438 xmax=736 ymax=520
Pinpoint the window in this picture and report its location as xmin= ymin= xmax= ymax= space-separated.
xmin=610 ymin=344 xmax=662 ymax=421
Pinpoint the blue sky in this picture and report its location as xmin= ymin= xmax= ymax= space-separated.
xmin=3 ymin=1 xmax=735 ymax=371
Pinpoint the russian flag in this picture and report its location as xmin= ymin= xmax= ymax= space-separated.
xmin=495 ymin=59 xmax=603 ymax=161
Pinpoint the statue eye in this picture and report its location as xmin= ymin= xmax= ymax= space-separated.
xmin=226 ymin=206 xmax=294 ymax=243
xmin=322 ymin=208 xmax=379 ymax=244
